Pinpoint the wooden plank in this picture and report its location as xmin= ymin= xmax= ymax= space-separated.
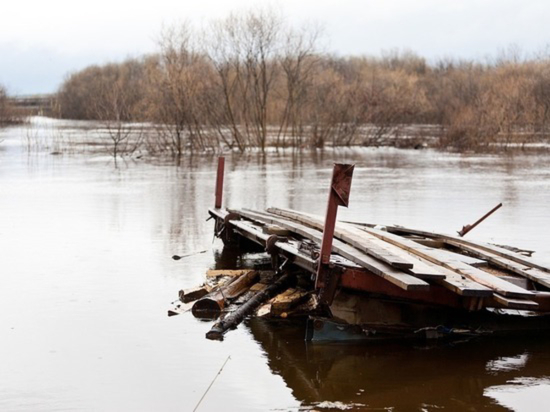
xmin=239 ymin=209 xmax=442 ymax=280
xmin=429 ymin=248 xmax=488 ymax=267
xmin=178 ymin=286 xmax=209 ymax=303
xmin=268 ymin=207 xmax=534 ymax=300
xmin=206 ymin=269 xmax=253 ymax=278
xmin=266 ymin=208 xmax=494 ymax=297
xmin=253 ymin=210 xmax=492 ymax=297
xmin=272 ymin=209 xmax=414 ymax=275
xmin=230 ymin=219 xmax=318 ymax=273
xmin=411 ymin=255 xmax=493 ymax=297
xmin=238 ymin=209 xmax=415 ymax=271
xmin=360 ymin=221 xmax=550 ymax=274
xmin=442 ymin=239 xmax=550 ymax=289
xmin=236 ymin=209 xmax=430 ymax=291
xmin=490 ymin=294 xmax=539 ymax=310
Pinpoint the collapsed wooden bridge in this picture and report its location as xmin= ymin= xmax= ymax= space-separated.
xmin=173 ymin=158 xmax=550 ymax=341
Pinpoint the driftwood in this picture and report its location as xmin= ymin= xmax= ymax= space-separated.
xmin=192 ymin=270 xmax=259 ymax=318
xmin=179 ymin=286 xmax=209 ymax=303
xmin=206 ymin=273 xmax=293 ymax=341
xmin=270 ymin=289 xmax=310 ymax=316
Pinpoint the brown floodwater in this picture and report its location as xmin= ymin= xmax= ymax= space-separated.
xmin=1 ymin=117 xmax=550 ymax=411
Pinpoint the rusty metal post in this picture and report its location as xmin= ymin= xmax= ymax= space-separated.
xmin=215 ymin=157 xmax=225 ymax=209
xmin=316 ymin=163 xmax=354 ymax=304
xmin=458 ymin=202 xmax=503 ymax=237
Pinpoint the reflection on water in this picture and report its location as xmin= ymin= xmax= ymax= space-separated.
xmin=1 ymin=118 xmax=550 ymax=411
xmin=249 ymin=319 xmax=550 ymax=411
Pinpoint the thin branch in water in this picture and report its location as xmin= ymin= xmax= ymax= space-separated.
xmin=193 ymin=355 xmax=231 ymax=412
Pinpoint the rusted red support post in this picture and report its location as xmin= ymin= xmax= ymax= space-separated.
xmin=215 ymin=157 xmax=225 ymax=209
xmin=316 ymin=163 xmax=354 ymax=304
xmin=458 ymin=202 xmax=503 ymax=237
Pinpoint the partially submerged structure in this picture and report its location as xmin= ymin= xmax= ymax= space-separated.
xmin=171 ymin=158 xmax=550 ymax=341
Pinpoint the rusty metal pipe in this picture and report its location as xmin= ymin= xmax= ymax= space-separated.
xmin=316 ymin=163 xmax=354 ymax=304
xmin=215 ymin=156 xmax=225 ymax=209
xmin=458 ymin=202 xmax=503 ymax=237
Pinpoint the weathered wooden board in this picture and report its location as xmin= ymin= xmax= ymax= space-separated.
xmin=490 ymin=294 xmax=539 ymax=310
xmin=442 ymin=239 xmax=550 ymax=289
xmin=178 ymin=285 xmax=210 ymax=303
xmin=236 ymin=209 xmax=430 ymax=291
xmin=270 ymin=288 xmax=310 ymax=316
xmin=361 ymin=221 xmax=550 ymax=274
xmin=206 ymin=269 xmax=254 ymax=278
xmin=252 ymin=210 xmax=492 ymax=297
xmin=238 ymin=209 xmax=415 ymax=270
xmin=268 ymin=207 xmax=534 ymax=300
xmin=229 ymin=218 xmax=318 ymax=273
xmin=427 ymin=248 xmax=488 ymax=267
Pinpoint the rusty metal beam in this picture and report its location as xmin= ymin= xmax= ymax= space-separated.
xmin=340 ymin=268 xmax=464 ymax=309
xmin=458 ymin=202 xmax=502 ymax=237
xmin=316 ymin=163 xmax=354 ymax=304
xmin=215 ymin=157 xmax=225 ymax=209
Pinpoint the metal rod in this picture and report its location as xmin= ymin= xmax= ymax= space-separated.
xmin=316 ymin=164 xmax=354 ymax=304
xmin=215 ymin=156 xmax=225 ymax=209
xmin=458 ymin=202 xmax=503 ymax=237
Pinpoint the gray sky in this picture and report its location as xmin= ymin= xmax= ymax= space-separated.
xmin=2 ymin=0 xmax=549 ymax=95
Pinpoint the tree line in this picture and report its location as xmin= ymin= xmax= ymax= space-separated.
xmin=0 ymin=84 xmax=24 ymax=126
xmin=54 ymin=8 xmax=550 ymax=154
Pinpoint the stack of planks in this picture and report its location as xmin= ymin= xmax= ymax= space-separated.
xmin=220 ymin=207 xmax=550 ymax=312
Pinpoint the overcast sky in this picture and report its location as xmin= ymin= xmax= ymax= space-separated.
xmin=2 ymin=0 xmax=550 ymax=95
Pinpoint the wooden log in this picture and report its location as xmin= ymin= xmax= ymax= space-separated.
xmin=192 ymin=270 xmax=259 ymax=318
xmin=206 ymin=273 xmax=293 ymax=340
xmin=206 ymin=269 xmax=253 ymax=278
xmin=270 ymin=289 xmax=310 ymax=316
xmin=178 ymin=286 xmax=209 ymax=303
xmin=235 ymin=209 xmax=430 ymax=291
xmin=267 ymin=208 xmax=534 ymax=300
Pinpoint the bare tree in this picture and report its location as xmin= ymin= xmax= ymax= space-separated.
xmin=207 ymin=7 xmax=284 ymax=152
xmin=92 ymin=62 xmax=144 ymax=166
xmin=148 ymin=23 xmax=205 ymax=158
xmin=277 ymin=24 xmax=321 ymax=148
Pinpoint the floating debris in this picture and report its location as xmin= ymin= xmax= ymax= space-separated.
xmin=169 ymin=157 xmax=550 ymax=342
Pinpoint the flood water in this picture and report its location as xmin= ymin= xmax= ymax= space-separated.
xmin=1 ymin=117 xmax=550 ymax=411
